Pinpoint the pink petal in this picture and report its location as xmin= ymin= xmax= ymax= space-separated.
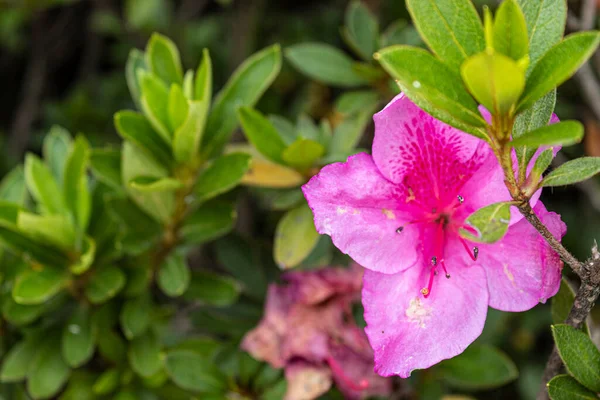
xmin=284 ymin=361 xmax=332 ymax=400
xmin=372 ymin=94 xmax=490 ymax=210
xmin=362 ymin=264 xmax=488 ymax=378
xmin=478 ymin=202 xmax=566 ymax=311
xmin=303 ymin=153 xmax=420 ymax=274
xmin=283 ymin=265 xmax=363 ymax=305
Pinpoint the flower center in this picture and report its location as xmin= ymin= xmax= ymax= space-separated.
xmin=395 ymin=194 xmax=479 ymax=298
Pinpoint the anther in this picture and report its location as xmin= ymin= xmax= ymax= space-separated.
xmin=420 ymin=288 xmax=429 ymax=296
xmin=445 ymin=273 xmax=451 ymax=279
xmin=473 ymin=247 xmax=479 ymax=260
xmin=457 ymin=195 xmax=464 ymax=204
xmin=396 ymin=226 xmax=404 ymax=233
xmin=431 ymin=256 xmax=437 ymax=266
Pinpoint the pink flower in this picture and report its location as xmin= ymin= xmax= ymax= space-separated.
xmin=241 ymin=265 xmax=392 ymax=399
xmin=302 ymin=94 xmax=566 ymax=378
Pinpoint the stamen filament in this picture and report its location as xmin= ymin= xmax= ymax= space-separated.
xmin=459 ymin=237 xmax=479 ymax=262
xmin=327 ymin=356 xmax=370 ymax=391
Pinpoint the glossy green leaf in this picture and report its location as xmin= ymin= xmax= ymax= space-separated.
xmin=27 ymin=337 xmax=71 ymax=399
xmin=552 ymin=324 xmax=600 ymax=391
xmin=517 ymin=0 xmax=566 ymax=68
xmin=0 ymin=337 xmax=39 ymax=382
xmin=140 ymin=71 xmax=172 ymax=143
xmin=128 ymin=331 xmax=162 ymax=378
xmin=195 ymin=49 xmax=212 ymax=104
xmin=493 ymin=0 xmax=528 ymax=60
xmin=282 ymin=138 xmax=325 ymax=170
xmin=12 ymin=266 xmax=68 ymax=305
xmin=93 ymin=368 xmax=120 ymax=395
xmin=158 ymin=253 xmax=190 ymax=297
xmin=125 ymin=48 xmax=149 ymax=108
xmin=202 ymin=44 xmax=281 ymax=158
xmin=274 ymin=203 xmax=319 ymax=269
xmin=120 ymin=294 xmax=152 ymax=339
xmin=334 ymin=90 xmax=380 ymax=115
xmin=0 ymin=166 xmax=27 ymax=205
xmin=183 ymin=69 xmax=194 ymax=98
xmin=25 ymin=153 xmax=66 ymax=214
xmin=114 ymin=111 xmax=172 ymax=167
xmin=547 ymin=374 xmax=598 ymax=400
xmin=461 ymin=52 xmax=525 ymax=115
xmin=146 ymin=33 xmax=183 ymax=85
xmin=62 ymin=305 xmax=95 ymax=368
xmin=17 ymin=212 xmax=75 ymax=250
xmin=530 ymin=148 xmax=554 ymax=183
xmin=63 ymin=135 xmax=91 ymax=231
xmin=551 ymin=279 xmax=579 ymax=326
xmin=183 ymin=270 xmax=240 ymax=306
xmin=518 ymin=32 xmax=600 ymax=112
xmin=90 ymin=148 xmax=123 ymax=190
xmin=60 ymin=371 xmax=96 ymax=400
xmin=129 ymin=176 xmax=183 ymax=192
xmin=511 ymin=121 xmax=583 ymax=148
xmin=460 ymin=202 xmax=511 ymax=243
xmin=180 ymin=201 xmax=236 ymax=245
xmin=0 ymin=219 xmax=69 ymax=266
xmin=342 ymin=1 xmax=379 ymax=61
xmin=406 ymin=0 xmax=485 ymax=73
xmin=376 ymin=46 xmax=487 ymax=138
xmin=167 ymin=84 xmax=188 ymax=132
xmin=194 ymin=153 xmax=251 ymax=202
xmin=542 ymin=157 xmax=600 ymax=187
xmin=269 ymin=115 xmax=297 ymax=145
xmin=438 ymin=344 xmax=518 ymax=390
xmin=164 ymin=350 xmax=227 ymax=393
xmin=238 ymin=107 xmax=287 ymax=164
xmin=329 ymin=105 xmax=377 ymax=155
xmin=85 ymin=265 xmax=126 ymax=304
xmin=2 ymin=298 xmax=46 ymax=326
xmin=43 ymin=125 xmax=72 ymax=185
xmin=173 ymin=99 xmax=207 ymax=162
xmin=285 ymin=43 xmax=367 ymax=87
xmin=97 ymin=329 xmax=127 ymax=364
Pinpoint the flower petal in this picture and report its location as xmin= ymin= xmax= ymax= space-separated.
xmin=362 ymin=264 xmax=488 ymax=377
xmin=372 ymin=94 xmax=490 ymax=210
xmin=303 ymin=153 xmax=420 ymax=274
xmin=284 ymin=361 xmax=332 ymax=400
xmin=478 ymin=202 xmax=566 ymax=312
xmin=283 ymin=264 xmax=363 ymax=305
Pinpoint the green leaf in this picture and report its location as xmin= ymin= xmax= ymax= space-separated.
xmin=84 ymin=265 xmax=126 ymax=304
xmin=173 ymin=100 xmax=208 ymax=162
xmin=17 ymin=212 xmax=75 ymax=250
xmin=126 ymin=48 xmax=149 ymax=109
xmin=114 ymin=111 xmax=172 ymax=167
xmin=157 ymin=253 xmax=190 ymax=297
xmin=274 ymin=203 xmax=319 ymax=269
xmin=167 ymin=84 xmax=189 ymax=132
xmin=183 ymin=270 xmax=240 ymax=306
xmin=194 ymin=153 xmax=251 ymax=202
xmin=2 ymin=298 xmax=46 ymax=326
xmin=120 ymin=294 xmax=152 ymax=339
xmin=140 ymin=71 xmax=172 ymax=143
xmin=493 ymin=0 xmax=528 ymax=61
xmin=269 ymin=115 xmax=297 ymax=145
xmin=63 ymin=135 xmax=91 ymax=231
xmin=129 ymin=176 xmax=183 ymax=192
xmin=0 ymin=337 xmax=39 ymax=382
xmin=513 ymin=89 xmax=556 ymax=170
xmin=334 ymin=90 xmax=380 ymax=115
xmin=0 ymin=219 xmax=69 ymax=266
xmin=202 ymin=44 xmax=282 ymax=159
xmin=195 ymin=49 xmax=212 ymax=104
xmin=511 ymin=121 xmax=583 ymax=148
xmin=342 ymin=1 xmax=379 ymax=61
xmin=183 ymin=69 xmax=194 ymax=98
xmin=460 ymin=202 xmax=511 ymax=243
xmin=97 ymin=329 xmax=127 ymax=364
xmin=25 ymin=153 xmax=66 ymax=214
xmin=60 ymin=371 xmax=96 ymax=400
xmin=180 ymin=201 xmax=236 ymax=245
xmin=121 ymin=141 xmax=175 ymax=223
xmin=72 ymin=236 xmax=95 ymax=275
xmin=517 ymin=0 xmax=566 ymax=68
xmin=62 ymin=305 xmax=95 ymax=368
xmin=12 ymin=266 xmax=68 ymax=305
xmin=164 ymin=350 xmax=227 ymax=393
xmin=547 ymin=375 xmax=598 ymax=400
xmin=551 ymin=279 xmax=578 ymax=325
xmin=282 ymin=139 xmax=325 ymax=170
xmin=0 ymin=166 xmax=27 ymax=205
xmin=406 ymin=0 xmax=485 ymax=73
xmin=238 ymin=107 xmax=287 ymax=164
xmin=128 ymin=331 xmax=162 ymax=378
xmin=329 ymin=106 xmax=376 ymax=155
xmin=461 ymin=52 xmax=525 ymax=115
xmin=43 ymin=125 xmax=72 ymax=186
xmin=530 ymin=148 xmax=554 ymax=183
xmin=438 ymin=344 xmax=518 ymax=390
xmin=90 ymin=148 xmax=123 ymax=190
xmin=542 ymin=157 xmax=600 ymax=187
xmin=285 ymin=43 xmax=367 ymax=87
xmin=93 ymin=368 xmax=120 ymax=395
xmin=146 ymin=33 xmax=183 ymax=85
xmin=552 ymin=324 xmax=600 ymax=391
xmin=27 ymin=336 xmax=71 ymax=399
xmin=106 ymin=195 xmax=162 ymax=254
xmin=376 ymin=46 xmax=487 ymax=138
xmin=517 ymin=32 xmax=600 ymax=112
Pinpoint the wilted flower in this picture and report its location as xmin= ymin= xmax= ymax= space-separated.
xmin=241 ymin=265 xmax=391 ymax=399
xmin=302 ymin=94 xmax=566 ymax=377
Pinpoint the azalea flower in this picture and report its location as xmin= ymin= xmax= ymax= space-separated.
xmin=241 ymin=265 xmax=391 ymax=399
xmin=302 ymin=94 xmax=566 ymax=378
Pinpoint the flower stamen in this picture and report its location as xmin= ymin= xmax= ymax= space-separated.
xmin=459 ymin=237 xmax=480 ymax=261
xmin=326 ymin=356 xmax=370 ymax=391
